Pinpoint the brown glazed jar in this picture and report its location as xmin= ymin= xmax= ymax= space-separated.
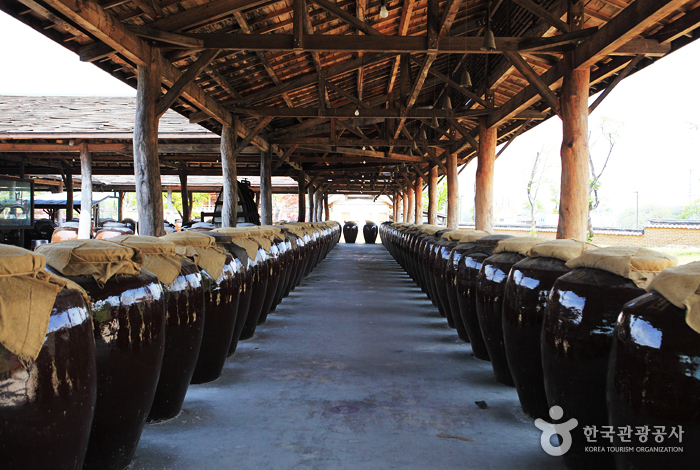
xmin=608 ymin=291 xmax=700 ymax=469
xmin=542 ymin=268 xmax=645 ymax=470
xmin=501 ymin=257 xmax=570 ymax=406
xmin=190 ymin=251 xmax=239 ymax=384
xmin=434 ymin=238 xmax=460 ymax=328
xmin=47 ymin=267 xmax=165 ymax=470
xmin=147 ymin=258 xmax=205 ymax=422
xmin=275 ymin=227 xmax=298 ymax=299
xmin=446 ymin=243 xmax=478 ymax=342
xmin=363 ymin=221 xmax=378 ymax=244
xmin=0 ymin=287 xmax=97 ymax=470
xmin=256 ymin=234 xmax=282 ymax=325
xmin=50 ymin=221 xmax=80 ymax=242
xmin=240 ymin=242 xmax=270 ymax=340
xmin=343 ymin=221 xmax=358 ymax=243
xmin=271 ymin=231 xmax=292 ymax=310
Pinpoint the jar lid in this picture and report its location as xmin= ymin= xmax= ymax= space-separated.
xmin=567 ymin=246 xmax=677 ymax=288
xmin=647 ymin=262 xmax=700 ymax=334
xmin=494 ymin=236 xmax=548 ymax=256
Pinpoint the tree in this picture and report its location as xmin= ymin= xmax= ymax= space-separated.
xmin=525 ymin=149 xmax=549 ymax=235
xmin=162 ymin=191 xmax=212 ymax=221
xmin=680 ymin=200 xmax=700 ymax=220
xmin=587 ymin=118 xmax=619 ymax=240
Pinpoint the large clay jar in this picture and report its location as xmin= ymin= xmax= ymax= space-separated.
xmin=504 ymin=257 xmax=571 ymax=409
xmin=50 ymin=220 xmax=80 ymax=242
xmin=363 ymin=221 xmax=378 ymax=244
xmin=542 ymin=247 xmax=676 ymax=470
xmin=609 ymin=287 xmax=700 ymax=469
xmin=434 ymin=238 xmax=460 ymax=328
xmin=38 ymin=239 xmax=166 ymax=470
xmin=0 ymin=246 xmax=97 ymax=470
xmin=254 ymin=232 xmax=282 ymax=324
xmin=343 ymin=221 xmax=358 ymax=243
xmin=109 ymin=235 xmax=206 ymax=423
xmin=95 ymin=222 xmax=134 ymax=240
xmin=161 ymin=231 xmax=238 ymax=384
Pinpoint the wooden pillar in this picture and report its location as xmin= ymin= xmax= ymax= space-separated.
xmin=557 ymin=1 xmax=589 ymax=240
xmin=428 ymin=166 xmax=438 ymax=225
xmin=414 ymin=176 xmax=423 ymax=224
xmin=402 ymin=192 xmax=408 ymax=222
xmin=260 ymin=144 xmax=272 ymax=225
xmin=475 ymin=117 xmax=495 ymax=232
xmin=65 ymin=172 xmax=73 ymax=222
xmin=307 ymin=186 xmax=315 ymax=222
xmin=314 ymin=190 xmax=322 ymax=222
xmin=179 ymin=168 xmax=190 ymax=222
xmin=407 ymin=185 xmax=415 ymax=224
xmin=446 ymin=151 xmax=459 ymax=229
xmin=221 ymin=122 xmax=238 ymax=227
xmin=134 ymin=51 xmax=165 ymax=237
xmin=78 ymin=143 xmax=92 ymax=239
xmin=297 ymin=170 xmax=306 ymax=222
xmin=324 ymin=193 xmax=330 ymax=221
xmin=118 ymin=191 xmax=124 ymax=221
xmin=392 ymin=191 xmax=399 ymax=221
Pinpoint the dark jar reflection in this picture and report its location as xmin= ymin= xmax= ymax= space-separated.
xmin=0 ymin=287 xmax=97 ymax=470
xmin=608 ymin=291 xmax=700 ymax=470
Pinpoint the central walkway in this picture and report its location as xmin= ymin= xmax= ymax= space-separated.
xmin=133 ymin=243 xmax=564 ymax=469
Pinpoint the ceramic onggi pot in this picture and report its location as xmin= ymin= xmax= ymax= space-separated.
xmin=456 ymin=248 xmax=495 ymax=361
xmin=239 ymin=242 xmax=269 ymax=341
xmin=343 ymin=221 xmax=358 ymax=243
xmin=50 ymin=221 xmax=80 ymax=242
xmin=542 ymin=268 xmax=645 ymax=470
xmin=0 ymin=287 xmax=97 ymax=470
xmin=608 ymin=291 xmax=700 ymax=469
xmin=95 ymin=223 xmax=134 ymax=240
xmin=363 ymin=221 xmax=378 ymax=244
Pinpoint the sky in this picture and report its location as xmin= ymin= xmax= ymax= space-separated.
xmin=1 ymin=11 xmax=700 ymax=224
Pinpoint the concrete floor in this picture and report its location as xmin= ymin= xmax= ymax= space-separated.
xmin=132 ymin=243 xmax=565 ymax=470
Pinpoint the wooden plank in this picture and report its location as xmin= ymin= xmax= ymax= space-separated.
xmin=325 ymin=79 xmax=370 ymax=108
xmin=230 ymin=106 xmax=465 ymax=118
xmin=16 ymin=0 xmax=86 ymax=38
xmin=511 ymin=0 xmax=570 ymax=33
xmin=503 ymin=51 xmax=560 ymax=115
xmin=439 ymin=0 xmax=463 ymax=37
xmin=293 ymin=0 xmax=305 ymax=49
xmin=589 ymin=55 xmax=643 ymax=114
xmin=130 ymin=25 xmax=204 ymax=47
xmin=310 ymin=0 xmax=384 ymax=36
xmin=179 ymin=167 xmax=190 ymax=222
xmin=65 ymin=171 xmax=73 ymax=221
xmin=220 ymin=122 xmax=238 ymax=227
xmin=519 ymin=27 xmax=597 ymax=52
xmin=427 ymin=0 xmax=439 ymax=50
xmin=156 ymin=49 xmax=219 ymax=118
xmin=149 ymin=0 xmax=268 ymax=32
xmin=78 ymin=41 xmax=114 ymax=62
xmin=272 ymin=137 xmax=453 ymax=147
xmin=654 ymin=4 xmax=700 ymax=44
xmin=394 ymin=53 xmax=437 ymax=138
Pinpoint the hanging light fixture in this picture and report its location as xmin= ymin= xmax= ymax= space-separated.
xmin=431 ymin=116 xmax=439 ymax=128
xmin=354 ymin=105 xmax=360 ymax=116
xmin=420 ymin=128 xmax=427 ymax=141
xmin=444 ymin=95 xmax=452 ymax=110
xmin=481 ymin=5 xmax=496 ymax=51
xmin=379 ymin=0 xmax=389 ymax=19
xmin=461 ymin=69 xmax=472 ymax=88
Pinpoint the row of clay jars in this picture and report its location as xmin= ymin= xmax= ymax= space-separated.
xmin=342 ymin=221 xmax=379 ymax=244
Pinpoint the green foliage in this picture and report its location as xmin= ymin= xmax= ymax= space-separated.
xmin=680 ymin=199 xmax=700 ymax=220
xmin=162 ymin=192 xmax=212 ymax=220
xmin=616 ymin=204 xmax=683 ymax=228
xmin=437 ymin=180 xmax=448 ymax=213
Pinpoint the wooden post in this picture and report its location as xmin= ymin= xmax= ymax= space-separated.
xmin=557 ymin=1 xmax=589 ymax=240
xmin=446 ymin=151 xmax=459 ymax=229
xmin=324 ymin=193 xmax=330 ymax=221
xmin=297 ymin=170 xmax=306 ymax=222
xmin=402 ymin=192 xmax=408 ymax=222
xmin=393 ymin=191 xmax=399 ymax=221
xmin=65 ymin=172 xmax=73 ymax=222
xmin=134 ymin=50 xmax=165 ymax=237
xmin=260 ymin=144 xmax=272 ymax=225
xmin=475 ymin=117 xmax=496 ymax=232
xmin=415 ymin=176 xmax=423 ymax=224
xmin=221 ymin=122 xmax=238 ymax=227
xmin=428 ymin=166 xmax=438 ymax=225
xmin=179 ymin=168 xmax=190 ymax=222
xmin=314 ymin=190 xmax=322 ymax=222
xmin=118 ymin=191 xmax=124 ymax=221
xmin=78 ymin=143 xmax=92 ymax=239
xmin=307 ymin=186 xmax=315 ymax=222
xmin=407 ymin=185 xmax=415 ymax=224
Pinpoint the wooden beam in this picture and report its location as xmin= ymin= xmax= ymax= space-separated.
xmin=503 ymin=51 xmax=560 ymax=115
xmin=297 ymin=169 xmax=306 ymax=221
xmin=260 ymin=144 xmax=272 ymax=225
xmin=410 ymin=55 xmax=488 ymax=107
xmin=65 ymin=171 xmax=73 ymax=221
xmin=271 ymin=144 xmax=299 ymax=173
xmin=519 ymin=27 xmax=597 ymax=52
xmin=231 ymin=117 xmax=273 ymax=160
xmin=394 ymin=53 xmax=437 ymax=138
xmin=324 ymin=79 xmax=370 ymax=108
xmin=496 ymin=119 xmax=531 ymax=157
xmin=589 ymin=55 xmax=643 ymax=114
xmin=179 ymin=167 xmax=190 ymax=222
xmin=130 ymin=25 xmax=204 ymax=47
xmin=272 ymin=137 xmax=453 ymax=147
xmin=149 ymin=0 xmax=268 ymax=32
xmin=293 ymin=0 xmax=305 ymax=49
xmin=427 ymin=165 xmax=438 ymax=224
xmin=230 ymin=106 xmax=489 ymax=119
xmin=156 ymin=49 xmax=219 ymax=118
xmin=654 ymin=4 xmax=700 ymax=44
xmin=510 ymin=0 xmax=570 ymax=33
xmin=310 ymin=0 xmax=383 ymax=36
xmin=439 ymin=0 xmax=463 ymax=37
xmin=446 ymin=151 xmax=458 ymax=229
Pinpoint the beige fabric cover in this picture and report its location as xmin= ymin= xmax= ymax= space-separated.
xmin=441 ymin=230 xmax=490 ymax=243
xmin=527 ymin=239 xmax=597 ymax=262
xmin=215 ymin=228 xmax=264 ymax=259
xmin=646 ymin=262 xmax=700 ymax=334
xmin=110 ymin=235 xmax=183 ymax=286
xmin=0 ymin=245 xmax=89 ymax=362
xmin=566 ymin=246 xmax=678 ymax=289
xmin=37 ymin=239 xmax=144 ymax=286
xmin=416 ymin=225 xmax=444 ymax=235
xmin=161 ymin=231 xmax=228 ymax=280
xmin=494 ymin=236 xmax=548 ymax=255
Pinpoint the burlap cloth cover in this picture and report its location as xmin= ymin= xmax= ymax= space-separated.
xmin=214 ymin=227 xmax=265 ymax=259
xmin=0 ymin=245 xmax=89 ymax=362
xmin=36 ymin=239 xmax=144 ymax=287
xmin=526 ymin=239 xmax=597 ymax=262
xmin=416 ymin=225 xmax=445 ymax=236
xmin=441 ymin=230 xmax=491 ymax=243
xmin=646 ymin=262 xmax=700 ymax=334
xmin=566 ymin=246 xmax=678 ymax=289
xmin=161 ymin=231 xmax=228 ymax=280
xmin=494 ymin=236 xmax=548 ymax=255
xmin=110 ymin=235 xmax=183 ymax=286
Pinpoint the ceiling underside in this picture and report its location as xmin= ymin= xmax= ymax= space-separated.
xmin=1 ymin=0 xmax=699 ymax=194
